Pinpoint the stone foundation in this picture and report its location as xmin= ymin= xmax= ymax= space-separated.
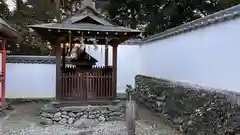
xmin=40 ymin=103 xmax=125 ymax=125
xmin=134 ymin=75 xmax=240 ymax=135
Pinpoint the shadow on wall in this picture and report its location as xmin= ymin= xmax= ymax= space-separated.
xmin=134 ymin=75 xmax=240 ymax=135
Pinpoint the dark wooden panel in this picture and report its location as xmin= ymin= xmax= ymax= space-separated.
xmin=60 ymin=66 xmax=113 ymax=101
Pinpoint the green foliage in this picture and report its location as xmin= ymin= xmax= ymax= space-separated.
xmin=7 ymin=0 xmax=58 ymax=55
xmin=104 ymin=0 xmax=240 ymax=36
xmin=1 ymin=0 xmax=240 ymax=55
xmin=0 ymin=0 xmax=10 ymax=19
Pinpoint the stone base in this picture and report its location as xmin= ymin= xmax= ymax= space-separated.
xmin=40 ymin=102 xmax=125 ymax=125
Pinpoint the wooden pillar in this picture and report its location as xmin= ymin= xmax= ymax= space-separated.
xmin=112 ymin=44 xmax=118 ymax=100
xmin=55 ymin=37 xmax=62 ymax=100
xmin=62 ymin=42 xmax=65 ymax=72
xmin=105 ymin=45 xmax=108 ymax=66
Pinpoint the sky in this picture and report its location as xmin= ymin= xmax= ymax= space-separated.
xmin=6 ymin=0 xmax=27 ymax=11
xmin=6 ymin=0 xmax=15 ymax=11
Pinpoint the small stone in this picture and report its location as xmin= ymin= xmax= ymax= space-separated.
xmin=59 ymin=118 xmax=67 ymax=124
xmin=108 ymin=107 xmax=120 ymax=112
xmin=101 ymin=110 xmax=111 ymax=114
xmin=40 ymin=118 xmax=53 ymax=125
xmin=68 ymin=112 xmax=76 ymax=117
xmin=42 ymin=103 xmax=58 ymax=113
xmin=187 ymin=120 xmax=193 ymax=126
xmin=105 ymin=117 xmax=110 ymax=121
xmin=98 ymin=116 xmax=105 ymax=122
xmin=76 ymin=112 xmax=84 ymax=117
xmin=173 ymin=118 xmax=184 ymax=125
xmin=41 ymin=112 xmax=54 ymax=118
xmin=179 ymin=125 xmax=187 ymax=133
xmin=82 ymin=115 xmax=88 ymax=118
xmin=62 ymin=115 xmax=70 ymax=119
xmin=73 ymin=118 xmax=97 ymax=128
xmin=156 ymin=95 xmax=166 ymax=101
xmin=87 ymin=105 xmax=92 ymax=110
xmin=91 ymin=111 xmax=97 ymax=115
xmin=53 ymin=117 xmax=62 ymax=121
xmin=62 ymin=111 xmax=68 ymax=115
xmin=88 ymin=115 xmax=95 ymax=119
xmin=54 ymin=112 xmax=61 ymax=118
xmin=108 ymin=112 xmax=122 ymax=116
xmin=156 ymin=101 xmax=164 ymax=107
xmin=96 ymin=110 xmax=100 ymax=114
xmin=68 ymin=118 xmax=74 ymax=124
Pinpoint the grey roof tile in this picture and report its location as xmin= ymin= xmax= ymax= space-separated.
xmin=29 ymin=6 xmax=141 ymax=35
xmin=6 ymin=53 xmax=98 ymax=64
xmin=29 ymin=23 xmax=140 ymax=33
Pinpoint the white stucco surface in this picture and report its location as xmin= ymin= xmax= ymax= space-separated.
xmin=88 ymin=45 xmax=140 ymax=93
xmin=139 ymin=18 xmax=240 ymax=92
xmin=0 ymin=45 xmax=139 ymax=98
xmin=5 ymin=63 xmax=56 ymax=98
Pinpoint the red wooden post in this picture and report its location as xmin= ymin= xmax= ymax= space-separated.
xmin=1 ymin=39 xmax=7 ymax=108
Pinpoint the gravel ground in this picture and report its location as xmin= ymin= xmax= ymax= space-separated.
xmin=0 ymin=102 xmax=180 ymax=135
xmin=1 ymin=121 xmax=175 ymax=135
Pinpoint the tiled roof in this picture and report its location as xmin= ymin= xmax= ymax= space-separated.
xmin=7 ymin=55 xmax=62 ymax=64
xmin=141 ymin=4 xmax=240 ymax=44
xmin=29 ymin=22 xmax=140 ymax=33
xmin=29 ymin=5 xmax=141 ymax=34
xmin=0 ymin=17 xmax=23 ymax=43
xmin=6 ymin=51 xmax=98 ymax=64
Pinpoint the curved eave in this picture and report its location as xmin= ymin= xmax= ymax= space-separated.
xmin=0 ymin=22 xmax=23 ymax=44
xmin=28 ymin=23 xmax=141 ymax=37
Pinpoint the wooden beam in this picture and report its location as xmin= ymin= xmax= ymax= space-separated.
xmin=112 ymin=43 xmax=118 ymax=100
xmin=56 ymin=37 xmax=62 ymax=100
xmin=105 ymin=45 xmax=108 ymax=66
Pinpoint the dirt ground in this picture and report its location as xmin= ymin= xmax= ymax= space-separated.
xmin=0 ymin=102 xmax=181 ymax=135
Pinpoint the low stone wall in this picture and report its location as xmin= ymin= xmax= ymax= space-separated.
xmin=134 ymin=75 xmax=240 ymax=135
xmin=40 ymin=103 xmax=125 ymax=125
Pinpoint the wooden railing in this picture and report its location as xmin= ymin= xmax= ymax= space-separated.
xmin=60 ymin=66 xmax=113 ymax=101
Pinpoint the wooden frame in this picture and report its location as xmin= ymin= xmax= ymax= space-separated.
xmin=55 ymin=35 xmax=119 ymax=102
xmin=29 ymin=2 xmax=141 ymax=104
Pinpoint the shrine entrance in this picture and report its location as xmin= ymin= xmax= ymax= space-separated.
xmin=29 ymin=0 xmax=141 ymax=104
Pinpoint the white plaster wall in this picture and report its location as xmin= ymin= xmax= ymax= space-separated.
xmin=88 ymin=45 xmax=140 ymax=93
xmin=5 ymin=63 xmax=56 ymax=98
xmin=140 ymin=18 xmax=240 ymax=92
xmin=0 ymin=44 xmax=139 ymax=98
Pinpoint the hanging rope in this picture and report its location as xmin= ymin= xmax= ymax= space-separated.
xmin=105 ymin=37 xmax=109 ymax=66
xmin=67 ymin=31 xmax=72 ymax=56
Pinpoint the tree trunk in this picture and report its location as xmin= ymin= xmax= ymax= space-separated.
xmin=16 ymin=0 xmax=22 ymax=10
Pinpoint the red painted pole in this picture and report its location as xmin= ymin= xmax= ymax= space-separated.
xmin=1 ymin=39 xmax=6 ymax=108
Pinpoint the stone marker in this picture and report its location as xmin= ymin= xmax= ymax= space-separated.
xmin=126 ymin=100 xmax=136 ymax=135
